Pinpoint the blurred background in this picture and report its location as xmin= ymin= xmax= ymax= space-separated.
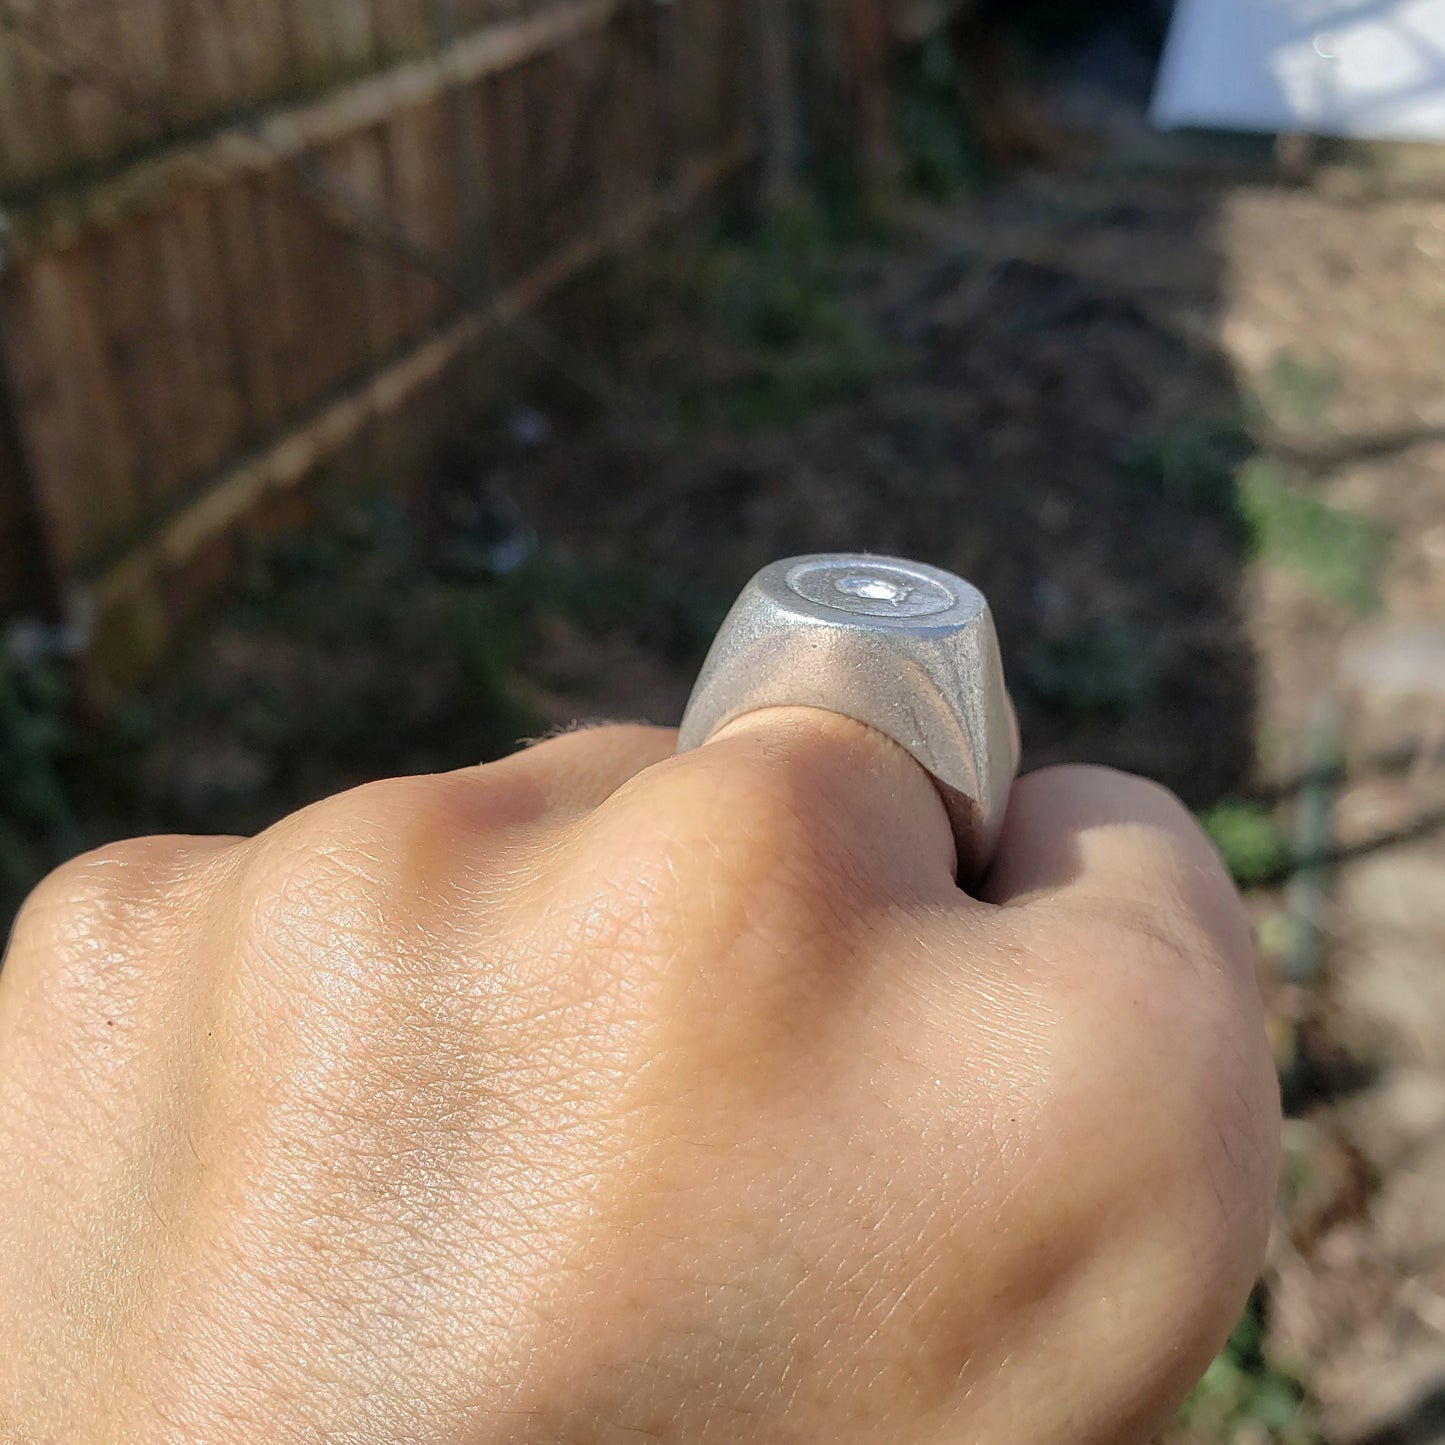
xmin=1 ymin=0 xmax=1444 ymax=1439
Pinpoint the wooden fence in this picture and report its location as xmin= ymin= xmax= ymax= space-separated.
xmin=0 ymin=0 xmax=965 ymax=684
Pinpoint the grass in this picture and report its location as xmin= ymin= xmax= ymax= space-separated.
xmin=1238 ymin=460 xmax=1391 ymax=614
xmin=1199 ymin=800 xmax=1290 ymax=888
xmin=1176 ymin=1299 xmax=1317 ymax=1444
xmin=0 ymin=652 xmax=83 ymax=922
xmin=1024 ymin=620 xmax=1157 ymax=718
xmin=1123 ymin=421 xmax=1251 ymax=512
xmin=1261 ymin=353 xmax=1342 ymax=430
xmin=1126 ymin=416 xmax=1392 ymax=614
xmin=896 ymin=33 xmax=987 ymax=200
xmin=633 ymin=203 xmax=907 ymax=432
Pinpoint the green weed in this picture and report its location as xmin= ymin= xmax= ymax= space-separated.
xmin=656 ymin=207 xmax=904 ymax=431
xmin=1238 ymin=461 xmax=1390 ymax=613
xmin=0 ymin=654 xmax=82 ymax=925
xmin=895 ymin=34 xmax=985 ymax=200
xmin=1178 ymin=1301 xmax=1317 ymax=1444
xmin=1198 ymin=800 xmax=1290 ymax=887
xmin=1025 ymin=620 xmax=1156 ymax=717
xmin=1261 ymin=353 xmax=1341 ymax=428
xmin=706 ymin=207 xmax=858 ymax=349
xmin=1123 ymin=421 xmax=1250 ymax=512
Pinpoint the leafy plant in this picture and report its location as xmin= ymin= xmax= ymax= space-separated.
xmin=1123 ymin=421 xmax=1251 ymax=512
xmin=1262 ymin=353 xmax=1341 ymax=428
xmin=1026 ymin=620 xmax=1156 ymax=717
xmin=708 ymin=206 xmax=857 ymax=350
xmin=1176 ymin=1300 xmax=1317 ymax=1444
xmin=657 ymin=207 xmax=904 ymax=432
xmin=895 ymin=34 xmax=985 ymax=200
xmin=1198 ymin=800 xmax=1290 ymax=887
xmin=1238 ymin=461 xmax=1390 ymax=613
xmin=0 ymin=653 xmax=81 ymax=928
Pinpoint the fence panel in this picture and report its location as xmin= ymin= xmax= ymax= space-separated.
xmin=0 ymin=0 xmax=766 ymax=659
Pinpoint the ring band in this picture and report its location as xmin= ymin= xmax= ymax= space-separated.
xmin=677 ymin=555 xmax=1019 ymax=881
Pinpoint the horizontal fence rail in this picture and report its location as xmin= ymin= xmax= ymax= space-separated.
xmin=0 ymin=0 xmax=962 ymax=683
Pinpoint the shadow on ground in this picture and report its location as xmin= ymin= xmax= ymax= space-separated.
xmin=1 ymin=138 xmax=1266 ymax=923
xmin=509 ymin=170 xmax=1261 ymax=807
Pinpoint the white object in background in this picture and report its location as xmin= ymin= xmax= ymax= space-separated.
xmin=1153 ymin=0 xmax=1445 ymax=141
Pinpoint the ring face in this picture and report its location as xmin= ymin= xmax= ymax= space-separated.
xmin=784 ymin=559 xmax=958 ymax=620
xmin=678 ymin=554 xmax=1019 ymax=883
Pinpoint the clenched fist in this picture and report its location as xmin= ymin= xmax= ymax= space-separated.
xmin=0 ymin=712 xmax=1280 ymax=1444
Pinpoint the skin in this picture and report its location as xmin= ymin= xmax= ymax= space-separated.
xmin=0 ymin=711 xmax=1281 ymax=1445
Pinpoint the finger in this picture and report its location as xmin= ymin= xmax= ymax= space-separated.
xmin=479 ymin=723 xmax=679 ymax=819
xmin=980 ymin=764 xmax=1253 ymax=971
xmin=968 ymin=769 xmax=1279 ymax=1389
xmin=603 ymin=706 xmax=961 ymax=901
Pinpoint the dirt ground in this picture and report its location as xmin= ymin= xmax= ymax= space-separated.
xmin=5 ymin=23 xmax=1445 ymax=1445
xmin=508 ymin=138 xmax=1445 ymax=1441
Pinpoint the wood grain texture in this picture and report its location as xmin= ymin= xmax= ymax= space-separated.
xmin=0 ymin=0 xmax=632 ymax=195
xmin=1 ymin=0 xmax=768 ymax=663
xmin=1 ymin=248 xmax=134 ymax=569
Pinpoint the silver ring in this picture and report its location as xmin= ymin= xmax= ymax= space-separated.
xmin=677 ymin=555 xmax=1019 ymax=881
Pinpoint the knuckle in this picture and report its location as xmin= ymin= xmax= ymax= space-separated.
xmin=231 ymin=775 xmax=526 ymax=995
xmin=4 ymin=838 xmax=228 ymax=1023
xmin=11 ymin=837 xmax=195 ymax=952
xmin=655 ymin=749 xmax=841 ymax=901
xmin=263 ymin=771 xmax=540 ymax=894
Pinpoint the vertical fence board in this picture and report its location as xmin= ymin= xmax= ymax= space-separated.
xmin=331 ymin=125 xmax=408 ymax=362
xmin=167 ymin=0 xmax=238 ymax=128
xmin=259 ymin=172 xmax=327 ymax=416
xmin=173 ymin=187 xmax=250 ymax=483
xmin=474 ymin=68 xmax=523 ymax=289
xmin=317 ymin=137 xmax=382 ymax=385
xmin=150 ymin=205 xmax=218 ymax=501
xmin=52 ymin=0 xmax=138 ymax=165
xmin=675 ymin=0 xmax=733 ymax=162
xmin=91 ymin=213 xmax=177 ymax=514
xmin=551 ymin=37 xmax=610 ymax=252
xmin=330 ymin=0 xmax=379 ymax=71
xmin=0 ymin=1 xmax=73 ymax=190
xmin=371 ymin=0 xmax=433 ymax=58
xmin=528 ymin=48 xmax=569 ymax=261
xmin=210 ymin=174 xmax=288 ymax=439
xmin=221 ymin=0 xmax=284 ymax=104
xmin=515 ymin=56 xmax=553 ymax=266
xmin=2 ymin=253 xmax=134 ymax=569
xmin=287 ymin=0 xmax=341 ymax=88
xmin=387 ymin=97 xmax=459 ymax=335
xmin=595 ymin=5 xmax=660 ymax=226
xmin=252 ymin=168 xmax=314 ymax=420
xmin=114 ymin=0 xmax=176 ymax=139
xmin=274 ymin=155 xmax=372 ymax=412
xmin=0 ymin=32 xmax=39 ymax=186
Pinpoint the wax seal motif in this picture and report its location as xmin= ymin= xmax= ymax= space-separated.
xmin=678 ymin=554 xmax=1019 ymax=882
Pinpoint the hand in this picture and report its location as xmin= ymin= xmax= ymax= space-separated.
xmin=0 ymin=712 xmax=1280 ymax=1445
